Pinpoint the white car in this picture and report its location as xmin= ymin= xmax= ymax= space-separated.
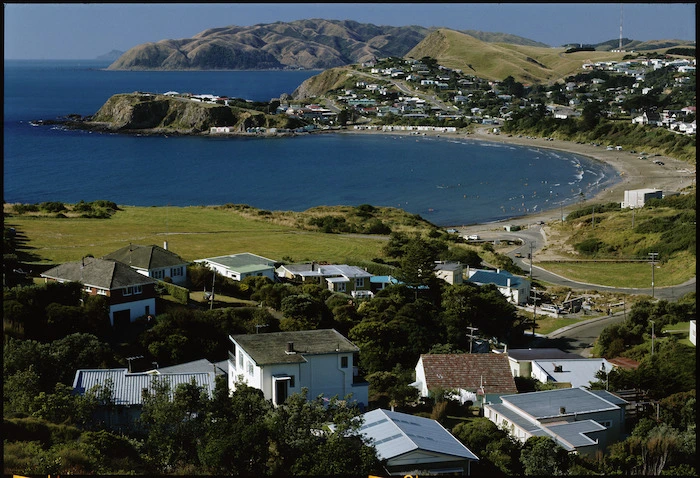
xmin=467 ymin=234 xmax=480 ymax=240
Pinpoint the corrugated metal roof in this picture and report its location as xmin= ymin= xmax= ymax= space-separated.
xmin=360 ymin=409 xmax=478 ymax=462
xmin=506 ymin=348 xmax=585 ymax=361
xmin=197 ymin=253 xmax=276 ymax=270
xmin=72 ymin=368 xmax=215 ymax=406
xmin=546 ymin=420 xmax=606 ymax=449
xmin=231 ymin=329 xmax=358 ymax=365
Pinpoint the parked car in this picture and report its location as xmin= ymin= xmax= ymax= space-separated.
xmin=514 ymin=252 xmax=523 ymax=258
xmin=467 ymin=234 xmax=480 ymax=240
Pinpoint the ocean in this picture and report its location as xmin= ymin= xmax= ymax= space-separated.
xmin=3 ymin=60 xmax=618 ymax=226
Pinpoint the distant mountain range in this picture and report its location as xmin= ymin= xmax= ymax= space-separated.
xmin=107 ymin=19 xmax=694 ymax=81
xmin=107 ymin=19 xmax=547 ymax=71
xmin=96 ymin=50 xmax=125 ymax=61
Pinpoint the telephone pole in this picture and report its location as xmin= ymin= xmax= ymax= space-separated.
xmin=648 ymin=252 xmax=658 ymax=298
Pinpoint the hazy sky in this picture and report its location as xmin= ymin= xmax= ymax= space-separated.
xmin=4 ymin=3 xmax=696 ymax=60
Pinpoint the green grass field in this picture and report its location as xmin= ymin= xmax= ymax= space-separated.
xmin=6 ymin=206 xmax=388 ymax=265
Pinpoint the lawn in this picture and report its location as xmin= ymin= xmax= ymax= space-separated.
xmin=6 ymin=205 xmax=388 ymax=265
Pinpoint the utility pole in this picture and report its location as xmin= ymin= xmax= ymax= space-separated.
xmin=529 ymin=241 xmax=535 ymax=283
xmin=531 ymin=288 xmax=538 ymax=335
xmin=648 ymin=252 xmax=658 ymax=298
xmin=210 ymin=272 xmax=216 ymax=310
xmin=650 ymin=320 xmax=655 ymax=356
xmin=466 ymin=326 xmax=479 ymax=353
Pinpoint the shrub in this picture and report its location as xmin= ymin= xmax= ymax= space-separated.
xmin=575 ymin=238 xmax=604 ymax=255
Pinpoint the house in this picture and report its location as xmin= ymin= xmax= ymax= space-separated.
xmin=194 ymin=253 xmax=277 ymax=281
xmin=151 ymin=358 xmax=228 ymax=376
xmin=370 ymin=275 xmax=401 ymax=293
xmin=103 ymin=242 xmax=189 ymax=285
xmin=412 ymin=354 xmax=518 ymax=408
xmin=72 ymin=367 xmax=216 ymax=431
xmin=631 ymin=111 xmax=661 ymax=126
xmin=359 ymin=408 xmax=479 ymax=476
xmin=228 ymin=329 xmax=368 ymax=407
xmin=484 ymin=387 xmax=628 ymax=456
xmin=275 ymin=263 xmax=373 ymax=296
xmin=434 ymin=261 xmax=463 ymax=285
xmin=466 ymin=268 xmax=530 ymax=305
xmin=498 ymin=347 xmax=585 ymax=378
xmin=531 ymin=358 xmax=615 ymax=388
xmin=41 ymin=257 xmax=158 ymax=327
xmin=621 ymin=188 xmax=662 ymax=208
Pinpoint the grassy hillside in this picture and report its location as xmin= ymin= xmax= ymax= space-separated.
xmin=406 ymin=29 xmax=631 ymax=84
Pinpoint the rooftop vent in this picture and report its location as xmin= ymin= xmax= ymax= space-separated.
xmin=560 ymin=406 xmax=566 ymax=415
xmin=553 ymin=364 xmax=563 ymax=372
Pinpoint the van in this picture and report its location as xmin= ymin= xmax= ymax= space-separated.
xmin=467 ymin=234 xmax=480 ymax=240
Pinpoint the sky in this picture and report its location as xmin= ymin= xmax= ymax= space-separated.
xmin=3 ymin=3 xmax=696 ymax=60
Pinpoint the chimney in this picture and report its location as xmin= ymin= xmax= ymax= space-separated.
xmin=507 ymin=278 xmax=511 ymax=287
xmin=554 ymin=364 xmax=563 ymax=372
xmin=286 ymin=342 xmax=294 ymax=354
xmin=560 ymin=406 xmax=566 ymax=415
xmin=163 ymin=241 xmax=168 ymax=250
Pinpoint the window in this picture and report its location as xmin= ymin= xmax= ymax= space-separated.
xmin=355 ymin=277 xmax=365 ymax=288
xmin=97 ymin=288 xmax=107 ymax=296
xmin=171 ymin=267 xmax=183 ymax=277
xmin=337 ymin=282 xmax=346 ymax=292
xmin=239 ymin=353 xmax=244 ymax=369
xmin=247 ymin=361 xmax=254 ymax=376
xmin=123 ymin=286 xmax=132 ymax=296
xmin=133 ymin=285 xmax=142 ymax=294
xmin=153 ymin=270 xmax=165 ymax=280
xmin=341 ymin=356 xmax=349 ymax=368
xmin=599 ymin=420 xmax=612 ymax=428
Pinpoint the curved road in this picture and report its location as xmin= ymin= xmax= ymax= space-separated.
xmin=467 ymin=225 xmax=696 ymax=300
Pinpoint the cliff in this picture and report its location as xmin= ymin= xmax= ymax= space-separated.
xmin=84 ymin=93 xmax=301 ymax=134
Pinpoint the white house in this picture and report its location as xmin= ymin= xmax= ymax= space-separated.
xmin=228 ymin=329 xmax=368 ymax=407
xmin=359 ymin=408 xmax=479 ymax=475
xmin=690 ymin=320 xmax=696 ymax=346
xmin=275 ymin=263 xmax=373 ymax=295
xmin=466 ymin=268 xmax=530 ymax=305
xmin=621 ymin=189 xmax=663 ymax=209
xmin=531 ymin=358 xmax=615 ymax=388
xmin=103 ymin=242 xmax=189 ymax=285
xmin=500 ymin=348 xmax=585 ymax=378
xmin=195 ymin=253 xmax=277 ymax=281
xmin=484 ymin=387 xmax=628 ymax=456
xmin=434 ymin=261 xmax=463 ymax=285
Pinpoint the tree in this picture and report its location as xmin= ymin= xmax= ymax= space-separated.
xmin=199 ymin=379 xmax=272 ymax=475
xmin=519 ymin=436 xmax=570 ymax=475
xmin=581 ymin=100 xmax=604 ymax=131
xmin=366 ymin=366 xmax=419 ymax=411
xmin=396 ymin=235 xmax=442 ymax=294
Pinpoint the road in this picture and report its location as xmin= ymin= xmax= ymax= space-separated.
xmin=464 ymin=225 xmax=696 ymax=300
xmin=533 ymin=311 xmax=628 ymax=357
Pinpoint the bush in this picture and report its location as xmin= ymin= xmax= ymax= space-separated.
xmin=575 ymin=238 xmax=604 ymax=255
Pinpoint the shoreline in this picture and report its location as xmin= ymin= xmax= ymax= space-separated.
xmin=339 ymin=126 xmax=696 ymax=230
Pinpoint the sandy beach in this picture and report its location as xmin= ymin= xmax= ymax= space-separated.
xmin=342 ymin=125 xmax=696 ymax=230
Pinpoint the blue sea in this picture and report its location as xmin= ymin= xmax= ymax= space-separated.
xmin=3 ymin=60 xmax=618 ymax=226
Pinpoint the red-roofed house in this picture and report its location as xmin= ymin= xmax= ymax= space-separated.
xmin=412 ymin=353 xmax=518 ymax=408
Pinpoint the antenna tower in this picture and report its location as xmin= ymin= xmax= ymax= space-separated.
xmin=619 ymin=4 xmax=623 ymax=50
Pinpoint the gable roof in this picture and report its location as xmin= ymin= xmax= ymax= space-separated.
xmin=41 ymin=257 xmax=158 ymax=290
xmin=418 ymin=353 xmax=518 ymax=394
xmin=468 ymin=269 xmax=524 ymax=288
xmin=72 ymin=368 xmax=216 ymax=406
xmin=103 ymin=244 xmax=188 ymax=270
xmin=360 ymin=408 xmax=478 ymax=462
xmin=231 ymin=329 xmax=359 ymax=365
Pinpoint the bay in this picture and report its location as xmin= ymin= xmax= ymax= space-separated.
xmin=3 ymin=60 xmax=618 ymax=226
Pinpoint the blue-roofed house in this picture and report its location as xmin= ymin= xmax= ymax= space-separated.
xmin=359 ymin=408 xmax=479 ymax=475
xmin=370 ymin=275 xmax=401 ymax=293
xmin=466 ymin=268 xmax=530 ymax=305
xmin=484 ymin=387 xmax=628 ymax=456
xmin=194 ymin=252 xmax=277 ymax=282
xmin=72 ymin=368 xmax=216 ymax=432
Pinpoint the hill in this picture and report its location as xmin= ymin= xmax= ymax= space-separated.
xmin=107 ymin=19 xmax=551 ymax=71
xmin=406 ymin=29 xmax=636 ymax=84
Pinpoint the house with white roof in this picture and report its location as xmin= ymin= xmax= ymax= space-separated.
xmin=500 ymin=348 xmax=585 ymax=378
xmin=195 ymin=252 xmax=277 ymax=282
xmin=531 ymin=358 xmax=615 ymax=389
xmin=228 ymin=329 xmax=368 ymax=407
xmin=466 ymin=268 xmax=530 ymax=305
xmin=359 ymin=408 xmax=479 ymax=475
xmin=484 ymin=387 xmax=628 ymax=456
xmin=621 ymin=188 xmax=662 ymax=209
xmin=434 ymin=261 xmax=463 ymax=285
xmin=276 ymin=262 xmax=373 ymax=296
